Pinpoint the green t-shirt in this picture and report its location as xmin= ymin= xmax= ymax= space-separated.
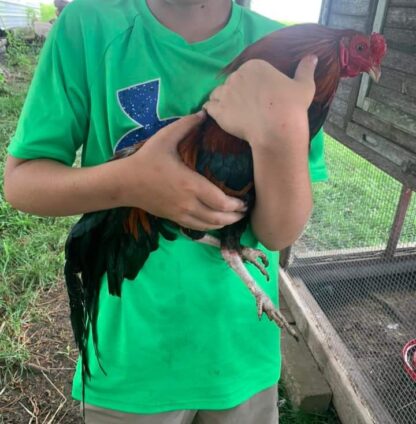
xmin=8 ymin=0 xmax=327 ymax=414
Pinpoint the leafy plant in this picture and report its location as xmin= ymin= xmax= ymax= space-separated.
xmin=5 ymin=30 xmax=30 ymax=70
xmin=26 ymin=7 xmax=39 ymax=28
xmin=40 ymin=3 xmax=57 ymax=22
xmin=0 ymin=68 xmax=6 ymax=95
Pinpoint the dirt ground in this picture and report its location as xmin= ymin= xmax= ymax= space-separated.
xmin=312 ymin=277 xmax=416 ymax=424
xmin=0 ymin=283 xmax=82 ymax=424
xmin=0 ymin=279 xmax=344 ymax=424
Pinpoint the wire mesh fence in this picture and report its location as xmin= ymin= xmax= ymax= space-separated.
xmin=287 ymin=135 xmax=416 ymax=424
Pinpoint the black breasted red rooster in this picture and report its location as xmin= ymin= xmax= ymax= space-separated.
xmin=64 ymin=24 xmax=387 ymax=379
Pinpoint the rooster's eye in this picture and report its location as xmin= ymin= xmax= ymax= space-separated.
xmin=356 ymin=44 xmax=366 ymax=52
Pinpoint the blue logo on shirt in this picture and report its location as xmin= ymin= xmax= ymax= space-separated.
xmin=115 ymin=79 xmax=178 ymax=153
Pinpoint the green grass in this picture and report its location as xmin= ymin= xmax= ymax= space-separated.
xmin=0 ymin=54 xmax=74 ymax=371
xmin=278 ymin=385 xmax=340 ymax=423
xmin=302 ymin=136 xmax=416 ymax=251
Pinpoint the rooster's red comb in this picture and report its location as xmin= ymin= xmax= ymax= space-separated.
xmin=370 ymin=33 xmax=387 ymax=64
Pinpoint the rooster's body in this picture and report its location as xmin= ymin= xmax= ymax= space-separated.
xmin=65 ymin=24 xmax=386 ymax=378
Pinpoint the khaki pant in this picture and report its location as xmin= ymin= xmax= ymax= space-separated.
xmin=82 ymin=385 xmax=278 ymax=423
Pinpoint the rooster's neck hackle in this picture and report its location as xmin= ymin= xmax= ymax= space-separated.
xmin=224 ymin=24 xmax=361 ymax=105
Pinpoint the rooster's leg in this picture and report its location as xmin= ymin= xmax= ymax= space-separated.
xmin=193 ymin=234 xmax=298 ymax=340
xmin=221 ymin=249 xmax=298 ymax=340
xmin=192 ymin=234 xmax=270 ymax=279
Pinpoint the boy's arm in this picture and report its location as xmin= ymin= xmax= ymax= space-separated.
xmin=4 ymin=4 xmax=248 ymax=231
xmin=4 ymin=114 xmax=246 ymax=231
xmin=204 ymin=57 xmax=317 ymax=250
xmin=249 ymin=130 xmax=312 ymax=251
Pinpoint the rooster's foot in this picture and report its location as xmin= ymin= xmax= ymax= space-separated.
xmin=241 ymin=247 xmax=270 ymax=281
xmin=221 ymin=248 xmax=298 ymax=341
xmin=190 ymin=234 xmax=298 ymax=341
xmin=255 ymin=291 xmax=289 ymax=328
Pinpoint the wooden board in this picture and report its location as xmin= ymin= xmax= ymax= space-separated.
xmin=290 ymin=254 xmax=416 ymax=283
xmin=330 ymin=0 xmax=372 ymax=16
xmin=352 ymin=109 xmax=416 ymax=154
xmin=378 ymin=67 xmax=416 ymax=99
xmin=346 ymin=121 xmax=416 ymax=169
xmin=383 ymin=48 xmax=416 ymax=76
xmin=319 ymin=0 xmax=332 ymax=25
xmin=329 ymin=97 xmax=349 ymax=116
xmin=335 ymin=81 xmax=354 ymax=102
xmin=390 ymin=0 xmax=416 ymax=6
xmin=328 ymin=13 xmax=368 ymax=31
xmin=362 ymin=97 xmax=416 ymax=137
xmin=327 ymin=110 xmax=347 ymax=129
xmin=368 ymin=84 xmax=416 ymax=118
xmin=324 ymin=121 xmax=416 ymax=189
xmin=386 ymin=7 xmax=416 ymax=30
xmin=383 ymin=27 xmax=416 ymax=53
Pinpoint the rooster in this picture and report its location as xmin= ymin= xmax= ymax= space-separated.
xmin=65 ymin=24 xmax=387 ymax=378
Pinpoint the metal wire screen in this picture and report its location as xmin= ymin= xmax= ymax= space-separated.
xmin=287 ymin=136 xmax=416 ymax=424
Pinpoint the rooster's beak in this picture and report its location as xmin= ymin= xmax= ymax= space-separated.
xmin=368 ymin=65 xmax=381 ymax=83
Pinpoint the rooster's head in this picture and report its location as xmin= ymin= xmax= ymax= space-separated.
xmin=339 ymin=33 xmax=387 ymax=82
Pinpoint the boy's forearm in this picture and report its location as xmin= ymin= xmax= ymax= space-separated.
xmin=3 ymin=114 xmax=247 ymax=229
xmin=4 ymin=156 xmax=131 ymax=216
xmin=250 ymin=133 xmax=313 ymax=251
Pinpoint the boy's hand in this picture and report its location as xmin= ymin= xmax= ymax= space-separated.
xmin=204 ymin=56 xmax=317 ymax=152
xmin=204 ymin=57 xmax=317 ymax=250
xmin=120 ymin=113 xmax=246 ymax=231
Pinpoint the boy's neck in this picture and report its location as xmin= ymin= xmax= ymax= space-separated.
xmin=147 ymin=0 xmax=233 ymax=43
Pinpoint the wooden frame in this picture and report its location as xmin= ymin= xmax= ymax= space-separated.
xmin=235 ymin=0 xmax=251 ymax=7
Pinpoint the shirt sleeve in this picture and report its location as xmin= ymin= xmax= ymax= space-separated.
xmin=309 ymin=128 xmax=328 ymax=183
xmin=8 ymin=7 xmax=90 ymax=166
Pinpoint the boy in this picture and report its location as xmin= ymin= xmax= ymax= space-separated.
xmin=4 ymin=0 xmax=326 ymax=422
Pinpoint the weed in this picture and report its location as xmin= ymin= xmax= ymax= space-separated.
xmin=0 ymin=68 xmax=6 ymax=95
xmin=26 ymin=7 xmax=39 ymax=29
xmin=5 ymin=30 xmax=31 ymax=70
xmin=279 ymin=384 xmax=339 ymax=423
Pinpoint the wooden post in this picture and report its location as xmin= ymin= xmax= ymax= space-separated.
xmin=279 ymin=246 xmax=292 ymax=269
xmin=385 ymin=185 xmax=413 ymax=258
xmin=236 ymin=0 xmax=251 ymax=7
xmin=356 ymin=0 xmax=389 ymax=109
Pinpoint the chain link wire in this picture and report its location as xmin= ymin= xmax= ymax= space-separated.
xmin=287 ymin=136 xmax=416 ymax=423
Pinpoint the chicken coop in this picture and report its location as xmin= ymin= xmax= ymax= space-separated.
xmin=277 ymin=0 xmax=416 ymax=423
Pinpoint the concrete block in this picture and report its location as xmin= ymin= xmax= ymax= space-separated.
xmin=281 ymin=324 xmax=332 ymax=413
